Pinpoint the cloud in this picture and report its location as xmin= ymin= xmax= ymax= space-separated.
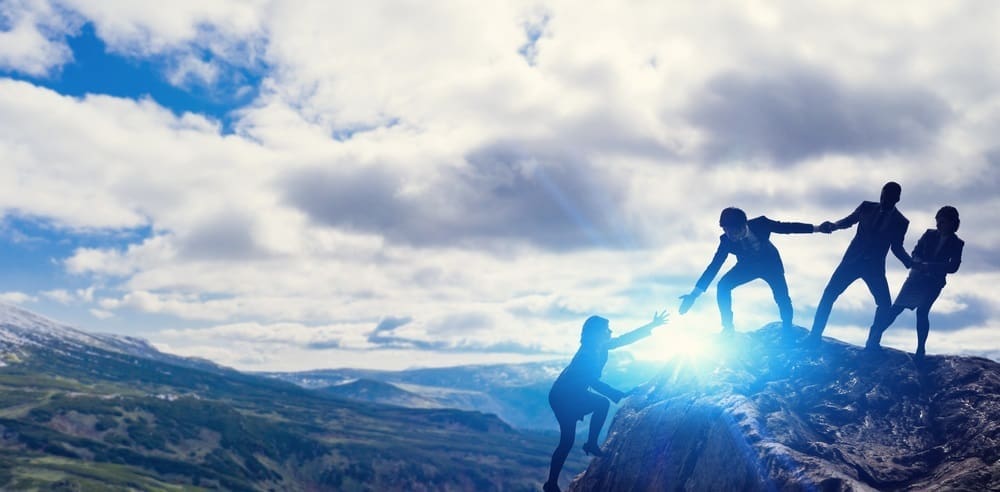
xmin=283 ymin=142 xmax=632 ymax=251
xmin=685 ymin=65 xmax=952 ymax=164
xmin=0 ymin=291 xmax=37 ymax=304
xmin=0 ymin=0 xmax=77 ymax=76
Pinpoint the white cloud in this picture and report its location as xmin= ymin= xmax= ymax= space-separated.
xmin=2 ymin=1 xmax=999 ymax=370
xmin=0 ymin=291 xmax=37 ymax=304
xmin=0 ymin=0 xmax=76 ymax=76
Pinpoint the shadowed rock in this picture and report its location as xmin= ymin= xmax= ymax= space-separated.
xmin=570 ymin=323 xmax=999 ymax=491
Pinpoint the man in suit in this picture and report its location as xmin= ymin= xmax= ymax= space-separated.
xmin=678 ymin=207 xmax=823 ymax=335
xmin=865 ymin=206 xmax=964 ymax=360
xmin=805 ymin=182 xmax=912 ymax=346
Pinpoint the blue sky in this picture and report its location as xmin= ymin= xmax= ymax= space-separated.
xmin=1 ymin=1 xmax=998 ymax=370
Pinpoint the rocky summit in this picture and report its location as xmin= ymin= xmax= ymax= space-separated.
xmin=571 ymin=324 xmax=999 ymax=491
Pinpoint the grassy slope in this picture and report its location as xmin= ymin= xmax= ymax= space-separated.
xmin=0 ymin=345 xmax=585 ymax=491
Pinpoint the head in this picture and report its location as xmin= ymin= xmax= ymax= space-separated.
xmin=879 ymin=182 xmax=902 ymax=209
xmin=719 ymin=207 xmax=748 ymax=241
xmin=935 ymin=206 xmax=960 ymax=234
xmin=580 ymin=315 xmax=611 ymax=346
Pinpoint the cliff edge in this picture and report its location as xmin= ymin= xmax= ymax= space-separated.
xmin=571 ymin=324 xmax=999 ymax=491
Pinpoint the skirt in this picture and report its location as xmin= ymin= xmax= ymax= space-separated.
xmin=894 ymin=272 xmax=944 ymax=310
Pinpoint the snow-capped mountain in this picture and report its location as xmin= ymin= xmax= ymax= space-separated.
xmin=0 ymin=302 xmax=224 ymax=373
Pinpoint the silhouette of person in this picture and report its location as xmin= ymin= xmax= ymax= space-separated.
xmin=805 ymin=182 xmax=912 ymax=345
xmin=543 ymin=311 xmax=668 ymax=492
xmin=864 ymin=206 xmax=963 ymax=359
xmin=678 ymin=207 xmax=823 ymax=335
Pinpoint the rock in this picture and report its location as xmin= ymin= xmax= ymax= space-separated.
xmin=570 ymin=323 xmax=1000 ymax=491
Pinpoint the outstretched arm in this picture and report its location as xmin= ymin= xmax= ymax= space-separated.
xmin=763 ymin=216 xmax=818 ymax=234
xmin=831 ymin=203 xmax=864 ymax=231
xmin=608 ymin=311 xmax=669 ymax=350
xmin=680 ymin=241 xmax=730 ymax=314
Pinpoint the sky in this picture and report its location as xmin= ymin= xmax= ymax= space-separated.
xmin=0 ymin=0 xmax=997 ymax=371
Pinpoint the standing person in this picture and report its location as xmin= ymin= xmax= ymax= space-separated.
xmin=677 ymin=207 xmax=823 ymax=335
xmin=805 ymin=182 xmax=912 ymax=346
xmin=543 ymin=311 xmax=668 ymax=492
xmin=864 ymin=206 xmax=964 ymax=359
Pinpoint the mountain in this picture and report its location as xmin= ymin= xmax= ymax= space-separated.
xmin=262 ymin=354 xmax=663 ymax=430
xmin=0 ymin=303 xmax=586 ymax=490
xmin=570 ymin=323 xmax=1000 ymax=491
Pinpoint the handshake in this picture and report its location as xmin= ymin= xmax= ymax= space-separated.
xmin=816 ymin=221 xmax=837 ymax=234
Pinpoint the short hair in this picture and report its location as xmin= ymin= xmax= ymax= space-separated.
xmin=719 ymin=207 xmax=747 ymax=228
xmin=883 ymin=181 xmax=902 ymax=196
xmin=936 ymin=205 xmax=960 ymax=231
xmin=580 ymin=315 xmax=610 ymax=343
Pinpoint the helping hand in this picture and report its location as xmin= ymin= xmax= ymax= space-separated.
xmin=678 ymin=292 xmax=699 ymax=314
xmin=818 ymin=221 xmax=836 ymax=234
xmin=648 ymin=310 xmax=669 ymax=328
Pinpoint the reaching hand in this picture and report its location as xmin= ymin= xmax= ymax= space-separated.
xmin=818 ymin=221 xmax=836 ymax=234
xmin=648 ymin=310 xmax=669 ymax=328
xmin=678 ymin=292 xmax=699 ymax=314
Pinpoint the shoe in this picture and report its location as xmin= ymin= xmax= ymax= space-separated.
xmin=582 ymin=441 xmax=607 ymax=457
xmin=542 ymin=481 xmax=561 ymax=492
xmin=863 ymin=343 xmax=882 ymax=355
xmin=801 ymin=334 xmax=821 ymax=349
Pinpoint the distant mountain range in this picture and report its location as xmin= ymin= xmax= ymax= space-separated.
xmin=260 ymin=352 xmax=664 ymax=430
xmin=0 ymin=303 xmax=588 ymax=491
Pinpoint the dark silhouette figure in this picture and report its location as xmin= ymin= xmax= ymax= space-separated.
xmin=806 ymin=182 xmax=912 ymax=345
xmin=865 ymin=206 xmax=963 ymax=359
xmin=678 ymin=208 xmax=822 ymax=335
xmin=544 ymin=311 xmax=668 ymax=492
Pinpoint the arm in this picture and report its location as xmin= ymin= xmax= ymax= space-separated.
xmin=607 ymin=311 xmax=669 ymax=350
xmin=762 ymin=216 xmax=816 ymax=234
xmin=831 ymin=203 xmax=864 ymax=230
xmin=923 ymin=240 xmax=964 ymax=275
xmin=695 ymin=241 xmax=730 ymax=291
xmin=590 ymin=380 xmax=625 ymax=402
xmin=890 ymin=222 xmax=912 ymax=268
xmin=680 ymin=243 xmax=729 ymax=314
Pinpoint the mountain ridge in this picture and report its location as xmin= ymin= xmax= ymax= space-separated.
xmin=571 ymin=323 xmax=1000 ymax=491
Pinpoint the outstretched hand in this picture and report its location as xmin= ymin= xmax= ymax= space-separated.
xmin=818 ymin=221 xmax=836 ymax=234
xmin=678 ymin=293 xmax=698 ymax=314
xmin=648 ymin=310 xmax=669 ymax=329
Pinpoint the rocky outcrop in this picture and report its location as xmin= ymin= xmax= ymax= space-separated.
xmin=571 ymin=324 xmax=999 ymax=491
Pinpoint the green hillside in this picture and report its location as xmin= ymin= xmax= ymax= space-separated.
xmin=0 ymin=343 xmax=585 ymax=491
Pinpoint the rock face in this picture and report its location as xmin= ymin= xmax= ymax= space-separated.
xmin=571 ymin=324 xmax=1000 ymax=491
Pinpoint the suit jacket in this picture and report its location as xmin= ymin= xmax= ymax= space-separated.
xmin=695 ymin=216 xmax=813 ymax=291
xmin=834 ymin=201 xmax=910 ymax=269
xmin=910 ymin=228 xmax=964 ymax=285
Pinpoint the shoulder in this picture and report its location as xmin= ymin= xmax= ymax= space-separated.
xmin=893 ymin=209 xmax=909 ymax=224
xmin=954 ymin=235 xmax=965 ymax=247
xmin=860 ymin=200 xmax=878 ymax=208
xmin=749 ymin=216 xmax=769 ymax=224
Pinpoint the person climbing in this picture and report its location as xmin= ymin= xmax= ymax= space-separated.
xmin=864 ymin=206 xmax=964 ymax=360
xmin=805 ymin=182 xmax=912 ymax=346
xmin=543 ymin=311 xmax=668 ymax=492
xmin=678 ymin=207 xmax=824 ymax=336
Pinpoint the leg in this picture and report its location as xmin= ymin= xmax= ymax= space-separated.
xmin=762 ymin=270 xmax=793 ymax=330
xmin=716 ymin=264 xmax=759 ymax=332
xmin=810 ymin=262 xmax=860 ymax=338
xmin=585 ymin=395 xmax=610 ymax=448
xmin=866 ymin=304 xmax=904 ymax=349
xmin=861 ymin=267 xmax=893 ymax=330
xmin=914 ymin=289 xmax=942 ymax=357
xmin=546 ymin=414 xmax=576 ymax=486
